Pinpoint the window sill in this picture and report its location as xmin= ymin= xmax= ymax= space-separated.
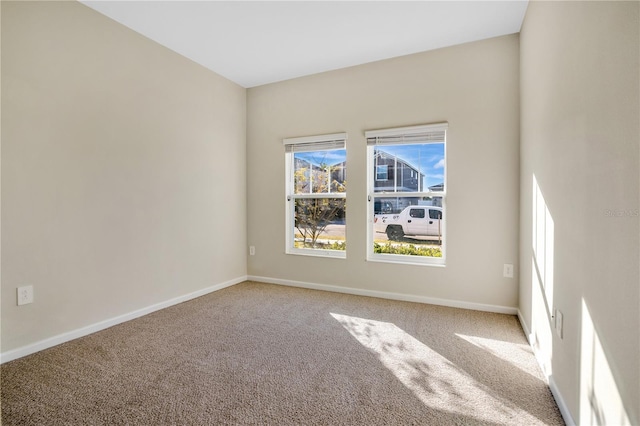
xmin=366 ymin=254 xmax=445 ymax=267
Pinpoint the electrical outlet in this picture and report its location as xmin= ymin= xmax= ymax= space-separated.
xmin=555 ymin=309 xmax=563 ymax=339
xmin=17 ymin=285 xmax=34 ymax=306
xmin=503 ymin=263 xmax=514 ymax=278
xmin=249 ymin=246 xmax=256 ymax=256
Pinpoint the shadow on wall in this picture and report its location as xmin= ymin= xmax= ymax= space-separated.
xmin=580 ymin=299 xmax=631 ymax=425
xmin=529 ymin=174 xmax=632 ymax=425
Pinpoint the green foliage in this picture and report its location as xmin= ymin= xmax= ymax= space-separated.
xmin=373 ymin=242 xmax=442 ymax=257
xmin=293 ymin=240 xmax=441 ymax=256
xmin=326 ymin=241 xmax=346 ymax=251
xmin=295 ymin=240 xmax=346 ymax=251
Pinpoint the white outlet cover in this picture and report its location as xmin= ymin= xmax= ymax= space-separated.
xmin=17 ymin=285 xmax=34 ymax=305
xmin=555 ymin=310 xmax=563 ymax=339
xmin=503 ymin=264 xmax=514 ymax=278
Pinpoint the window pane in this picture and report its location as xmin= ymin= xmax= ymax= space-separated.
xmin=376 ymin=165 xmax=388 ymax=181
xmin=294 ymin=149 xmax=346 ymax=194
xmin=373 ymin=143 xmax=444 ymax=193
xmin=409 ymin=208 xmax=425 ymax=218
xmin=372 ymin=197 xmax=443 ymax=258
xmin=294 ymin=198 xmax=346 ymax=251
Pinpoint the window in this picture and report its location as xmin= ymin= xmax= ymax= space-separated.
xmin=409 ymin=208 xmax=425 ymax=219
xmin=284 ymin=133 xmax=347 ymax=258
xmin=366 ymin=123 xmax=447 ymax=265
xmin=376 ymin=165 xmax=388 ymax=181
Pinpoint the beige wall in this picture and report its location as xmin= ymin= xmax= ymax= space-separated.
xmin=520 ymin=1 xmax=639 ymax=424
xmin=247 ymin=35 xmax=520 ymax=309
xmin=1 ymin=1 xmax=247 ymax=352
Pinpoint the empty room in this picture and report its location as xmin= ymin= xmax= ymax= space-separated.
xmin=1 ymin=1 xmax=638 ymax=425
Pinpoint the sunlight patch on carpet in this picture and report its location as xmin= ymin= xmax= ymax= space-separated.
xmin=331 ymin=312 xmax=541 ymax=424
xmin=455 ymin=333 xmax=536 ymax=378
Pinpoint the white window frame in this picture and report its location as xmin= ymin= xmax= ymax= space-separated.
xmin=284 ymin=132 xmax=347 ymax=259
xmin=366 ymin=123 xmax=447 ymax=266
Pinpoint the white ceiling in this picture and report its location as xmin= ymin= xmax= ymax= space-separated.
xmin=81 ymin=1 xmax=528 ymax=88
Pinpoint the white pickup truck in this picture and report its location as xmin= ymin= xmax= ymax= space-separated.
xmin=374 ymin=206 xmax=443 ymax=240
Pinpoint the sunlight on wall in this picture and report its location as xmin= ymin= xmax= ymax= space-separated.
xmin=529 ymin=175 xmax=554 ymax=377
xmin=530 ymin=258 xmax=553 ymax=377
xmin=330 ymin=312 xmax=543 ymax=424
xmin=533 ymin=175 xmax=555 ymax=309
xmin=579 ymin=299 xmax=631 ymax=425
xmin=530 ymin=175 xmax=555 ymax=378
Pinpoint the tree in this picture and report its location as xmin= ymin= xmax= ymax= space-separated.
xmin=294 ymin=162 xmax=346 ymax=248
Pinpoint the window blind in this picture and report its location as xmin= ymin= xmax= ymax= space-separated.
xmin=283 ymin=132 xmax=347 ymax=153
xmin=365 ymin=123 xmax=447 ymax=146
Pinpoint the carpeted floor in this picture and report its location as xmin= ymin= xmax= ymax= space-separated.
xmin=1 ymin=281 xmax=564 ymax=425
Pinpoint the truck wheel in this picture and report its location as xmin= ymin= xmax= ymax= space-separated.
xmin=386 ymin=226 xmax=404 ymax=241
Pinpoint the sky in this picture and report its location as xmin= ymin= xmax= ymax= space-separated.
xmin=295 ymin=142 xmax=445 ymax=188
xmin=295 ymin=149 xmax=346 ymax=167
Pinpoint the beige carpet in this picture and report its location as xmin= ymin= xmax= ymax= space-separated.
xmin=1 ymin=281 xmax=564 ymax=425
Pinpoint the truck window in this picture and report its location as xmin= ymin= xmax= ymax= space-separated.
xmin=429 ymin=209 xmax=442 ymax=220
xmin=409 ymin=208 xmax=425 ymax=219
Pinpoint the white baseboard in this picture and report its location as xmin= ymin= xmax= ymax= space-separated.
xmin=516 ymin=310 xmax=576 ymax=426
xmin=517 ymin=309 xmax=533 ymax=344
xmin=248 ymin=275 xmax=518 ymax=315
xmin=0 ymin=275 xmax=247 ymax=364
xmin=549 ymin=375 xmax=576 ymax=426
